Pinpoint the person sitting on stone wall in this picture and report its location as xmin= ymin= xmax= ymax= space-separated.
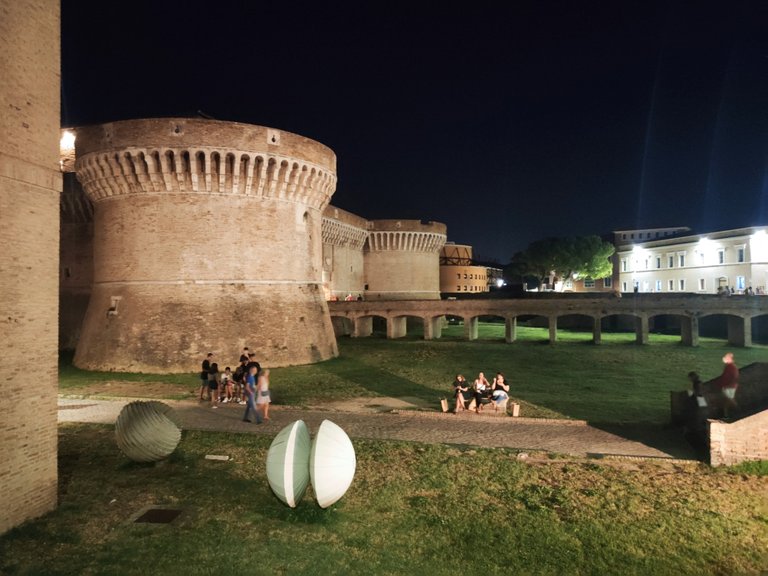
xmin=219 ymin=366 xmax=233 ymax=403
xmin=473 ymin=372 xmax=491 ymax=413
xmin=452 ymin=374 xmax=470 ymax=412
xmin=490 ymin=372 xmax=510 ymax=410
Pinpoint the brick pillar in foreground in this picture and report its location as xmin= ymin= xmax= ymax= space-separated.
xmin=0 ymin=0 xmax=61 ymax=534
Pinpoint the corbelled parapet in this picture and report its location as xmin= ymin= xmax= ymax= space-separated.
xmin=322 ymin=205 xmax=369 ymax=250
xmin=75 ymin=119 xmax=336 ymax=206
xmin=321 ymin=206 xmax=369 ymax=300
xmin=73 ymin=118 xmax=339 ymax=372
xmin=364 ymin=220 xmax=447 ymax=300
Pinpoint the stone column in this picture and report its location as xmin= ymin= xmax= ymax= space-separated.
xmin=681 ymin=316 xmax=700 ymax=347
xmin=548 ymin=316 xmax=558 ymax=343
xmin=505 ymin=316 xmax=517 ymax=343
xmin=387 ymin=316 xmax=407 ymax=339
xmin=353 ymin=316 xmax=373 ymax=338
xmin=0 ymin=0 xmax=61 ymax=534
xmin=593 ymin=316 xmax=602 ymax=344
xmin=727 ymin=316 xmax=751 ymax=348
xmin=635 ymin=315 xmax=649 ymax=345
xmin=465 ymin=317 xmax=479 ymax=341
xmin=424 ymin=316 xmax=442 ymax=340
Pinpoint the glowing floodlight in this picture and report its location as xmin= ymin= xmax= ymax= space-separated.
xmin=60 ymin=130 xmax=75 ymax=150
xmin=266 ymin=420 xmax=311 ymax=508
xmin=115 ymin=401 xmax=181 ymax=463
xmin=310 ymin=420 xmax=356 ymax=508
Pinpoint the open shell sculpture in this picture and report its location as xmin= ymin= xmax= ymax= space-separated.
xmin=266 ymin=419 xmax=356 ymax=508
xmin=266 ymin=420 xmax=311 ymax=508
xmin=310 ymin=419 xmax=357 ymax=508
xmin=115 ymin=401 xmax=182 ymax=462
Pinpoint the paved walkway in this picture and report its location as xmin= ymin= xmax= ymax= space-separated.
xmin=58 ymin=397 xmax=696 ymax=460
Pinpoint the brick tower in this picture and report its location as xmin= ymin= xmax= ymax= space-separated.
xmin=73 ymin=118 xmax=338 ymax=372
xmin=363 ymin=220 xmax=447 ymax=300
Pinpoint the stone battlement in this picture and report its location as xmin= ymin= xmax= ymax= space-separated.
xmin=366 ymin=220 xmax=447 ymax=253
xmin=75 ymin=119 xmax=337 ymax=210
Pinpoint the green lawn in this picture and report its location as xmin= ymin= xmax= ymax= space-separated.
xmin=6 ymin=334 xmax=767 ymax=574
xmin=1 ymin=425 xmax=766 ymax=576
xmin=61 ymin=324 xmax=768 ymax=425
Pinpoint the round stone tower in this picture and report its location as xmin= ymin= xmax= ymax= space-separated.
xmin=73 ymin=118 xmax=338 ymax=372
xmin=363 ymin=220 xmax=447 ymax=300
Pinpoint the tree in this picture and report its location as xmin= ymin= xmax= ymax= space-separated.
xmin=511 ymin=235 xmax=614 ymax=290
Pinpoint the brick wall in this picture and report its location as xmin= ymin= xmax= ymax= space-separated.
xmin=709 ymin=410 xmax=768 ymax=466
xmin=0 ymin=0 xmax=61 ymax=534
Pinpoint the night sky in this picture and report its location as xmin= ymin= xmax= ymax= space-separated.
xmin=61 ymin=0 xmax=768 ymax=263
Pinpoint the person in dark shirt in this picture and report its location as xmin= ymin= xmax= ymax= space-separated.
xmin=199 ymin=352 xmax=213 ymax=401
xmin=452 ymin=374 xmax=470 ymax=412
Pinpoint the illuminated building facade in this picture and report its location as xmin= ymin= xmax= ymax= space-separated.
xmin=616 ymin=226 xmax=768 ymax=294
xmin=438 ymin=243 xmax=489 ymax=295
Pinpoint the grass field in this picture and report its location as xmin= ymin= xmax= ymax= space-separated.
xmin=3 ymin=330 xmax=767 ymax=574
xmin=61 ymin=324 xmax=768 ymax=424
xmin=1 ymin=425 xmax=766 ymax=576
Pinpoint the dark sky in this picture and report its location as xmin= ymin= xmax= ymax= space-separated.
xmin=61 ymin=0 xmax=768 ymax=262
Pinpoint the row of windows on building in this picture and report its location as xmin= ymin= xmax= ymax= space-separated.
xmin=455 ymin=273 xmax=486 ymax=280
xmin=620 ymin=230 xmax=680 ymax=240
xmin=455 ymin=285 xmax=487 ymax=292
xmin=622 ymin=247 xmax=745 ymax=272
xmin=621 ymin=276 xmax=748 ymax=293
xmin=565 ymin=277 xmax=612 ymax=289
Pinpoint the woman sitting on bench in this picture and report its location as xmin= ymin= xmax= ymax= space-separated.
xmin=473 ymin=372 xmax=491 ymax=412
xmin=453 ymin=374 xmax=471 ymax=412
xmin=491 ymin=372 xmax=510 ymax=411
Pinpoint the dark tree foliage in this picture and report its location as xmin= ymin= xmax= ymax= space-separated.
xmin=509 ymin=236 xmax=615 ymax=290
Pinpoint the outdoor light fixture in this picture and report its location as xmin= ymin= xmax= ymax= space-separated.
xmin=60 ymin=130 xmax=75 ymax=150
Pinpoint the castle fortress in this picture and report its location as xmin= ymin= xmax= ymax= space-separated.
xmin=62 ymin=118 xmax=447 ymax=372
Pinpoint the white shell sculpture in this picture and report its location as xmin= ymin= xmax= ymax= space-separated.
xmin=310 ymin=419 xmax=357 ymax=508
xmin=115 ymin=401 xmax=181 ymax=462
xmin=266 ymin=420 xmax=311 ymax=508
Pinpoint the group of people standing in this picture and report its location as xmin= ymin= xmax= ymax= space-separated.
xmin=199 ymin=347 xmax=272 ymax=424
xmin=452 ymin=371 xmax=509 ymax=413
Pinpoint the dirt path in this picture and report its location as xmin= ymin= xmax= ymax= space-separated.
xmin=58 ymin=393 xmax=698 ymax=461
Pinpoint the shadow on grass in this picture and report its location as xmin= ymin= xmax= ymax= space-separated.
xmin=316 ymin=351 xmax=440 ymax=403
xmin=589 ymin=422 xmax=701 ymax=460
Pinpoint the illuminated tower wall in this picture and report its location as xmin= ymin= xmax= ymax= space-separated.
xmin=363 ymin=220 xmax=447 ymax=300
xmin=0 ymin=0 xmax=61 ymax=534
xmin=73 ymin=118 xmax=338 ymax=372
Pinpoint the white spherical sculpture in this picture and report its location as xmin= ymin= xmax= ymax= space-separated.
xmin=310 ymin=419 xmax=357 ymax=508
xmin=115 ymin=401 xmax=181 ymax=462
xmin=266 ymin=420 xmax=311 ymax=508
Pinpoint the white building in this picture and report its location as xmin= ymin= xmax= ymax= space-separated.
xmin=617 ymin=226 xmax=768 ymax=294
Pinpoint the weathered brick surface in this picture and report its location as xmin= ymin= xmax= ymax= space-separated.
xmin=364 ymin=220 xmax=447 ymax=300
xmin=709 ymin=411 xmax=768 ymax=466
xmin=59 ymin=174 xmax=93 ymax=349
xmin=73 ymin=119 xmax=339 ymax=372
xmin=0 ymin=0 xmax=60 ymax=534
